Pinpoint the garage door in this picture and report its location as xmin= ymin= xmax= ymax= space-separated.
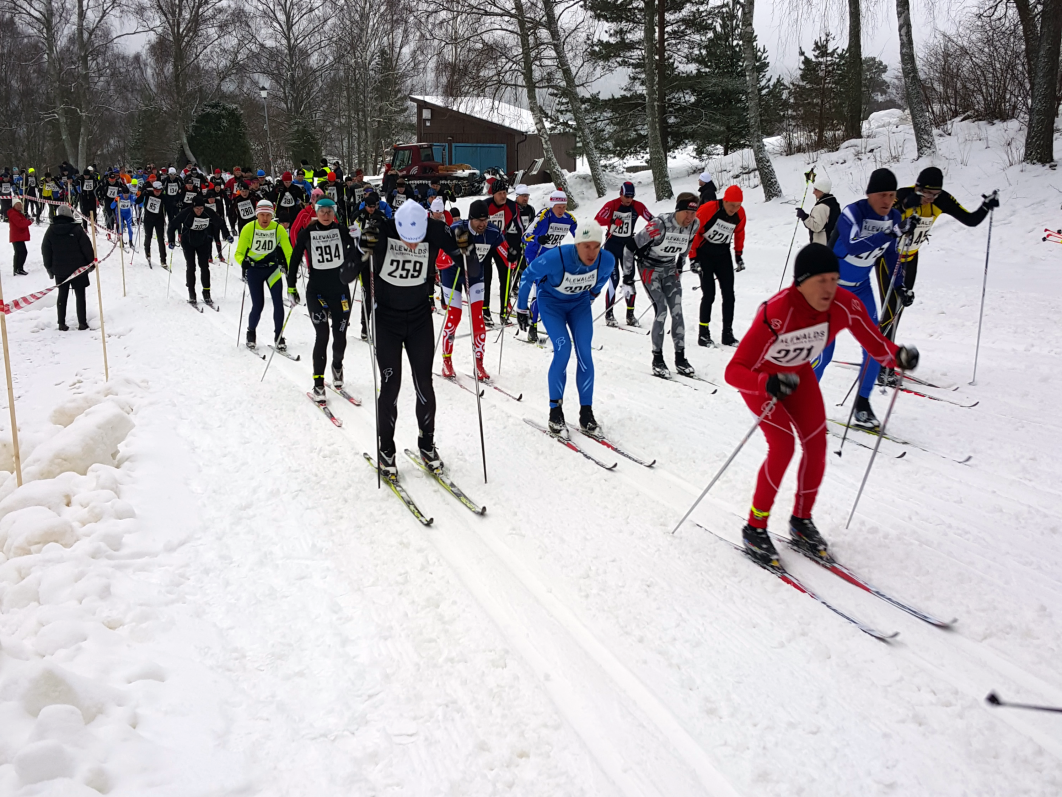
xmin=452 ymin=144 xmax=506 ymax=174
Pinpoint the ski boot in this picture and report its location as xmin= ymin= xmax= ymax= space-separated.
xmin=246 ymin=330 xmax=256 ymax=350
xmin=853 ymin=395 xmax=880 ymax=429
xmin=331 ymin=364 xmax=344 ymax=390
xmin=58 ymin=322 xmax=69 ymax=332
xmin=474 ymin=356 xmax=491 ymax=382
xmin=626 ymin=308 xmax=640 ymax=327
xmin=698 ymin=327 xmax=713 ymax=347
xmin=202 ymin=290 xmax=214 ymax=308
xmin=721 ymin=328 xmax=738 ymax=347
xmin=77 ymin=322 xmax=89 ymax=331
xmin=441 ymin=355 xmax=456 ymax=379
xmin=311 ymin=384 xmax=327 ymax=405
xmin=483 ymin=308 xmax=495 ymax=329
xmin=187 ymin=288 xmax=198 ymax=306
xmin=675 ymin=350 xmax=695 ymax=377
xmin=742 ymin=523 xmax=781 ymax=568
xmin=418 ymin=436 xmax=444 ymax=473
xmin=789 ymin=516 xmax=832 ymax=562
xmin=878 ymin=368 xmax=899 ymax=388
xmin=548 ymin=403 xmax=567 ymax=437
xmin=527 ymin=323 xmax=538 ymax=344
xmin=652 ymin=351 xmax=671 ymax=379
xmin=360 ymin=326 xmax=368 ymax=341
xmin=579 ymin=405 xmax=601 ymax=438
xmin=275 ymin=337 xmax=287 ymax=353
xmin=378 ymin=446 xmax=399 ymax=480
xmin=605 ymin=309 xmax=618 ymax=328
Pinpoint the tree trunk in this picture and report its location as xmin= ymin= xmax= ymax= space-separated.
xmin=1024 ymin=0 xmax=1061 ymax=164
xmin=844 ymin=0 xmax=863 ymax=139
xmin=896 ymin=0 xmax=935 ymax=158
xmin=643 ymin=0 xmax=672 ymax=200
xmin=76 ymin=0 xmax=88 ymax=170
xmin=540 ymin=0 xmax=605 ymax=196
xmin=1012 ymin=0 xmax=1040 ymax=88
xmin=740 ymin=0 xmax=781 ymax=200
xmin=657 ymin=0 xmax=667 ymax=155
xmin=514 ymin=0 xmax=577 ymax=208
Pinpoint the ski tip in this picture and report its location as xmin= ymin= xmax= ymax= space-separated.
xmin=647 ymin=460 xmax=657 ymax=468
xmin=958 ymin=455 xmax=973 ymax=464
xmin=606 ymin=462 xmax=619 ymax=470
xmin=897 ymin=451 xmax=907 ymax=459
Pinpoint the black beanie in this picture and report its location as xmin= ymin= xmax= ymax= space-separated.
xmin=193 ymin=195 xmax=206 ymax=207
xmin=468 ymin=200 xmax=490 ymax=219
xmin=793 ymin=243 xmax=839 ymax=285
xmin=916 ymin=166 xmax=944 ymax=190
xmin=866 ymin=168 xmax=897 ymax=194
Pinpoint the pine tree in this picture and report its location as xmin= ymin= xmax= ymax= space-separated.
xmin=188 ymin=102 xmax=253 ymax=171
xmin=790 ymin=34 xmax=846 ymax=149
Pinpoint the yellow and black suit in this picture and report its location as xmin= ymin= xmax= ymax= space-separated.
xmin=876 ymin=186 xmax=990 ymax=338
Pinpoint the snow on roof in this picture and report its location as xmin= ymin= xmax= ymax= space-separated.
xmin=410 ymin=96 xmax=545 ymax=134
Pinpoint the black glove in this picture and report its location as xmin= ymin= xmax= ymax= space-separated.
xmin=535 ymin=234 xmax=550 ymax=246
xmin=339 ymin=261 xmax=359 ymax=283
xmin=795 ymin=208 xmax=809 ymax=221
xmin=982 ymin=193 xmax=1000 ymax=211
xmin=896 ymin=216 xmax=917 ymax=238
xmin=453 ymin=226 xmax=472 ymax=252
xmin=690 ymin=260 xmax=701 ymax=275
xmin=622 ymin=271 xmax=634 ymax=287
xmin=676 ymin=254 xmax=686 ymax=273
xmin=288 ymin=286 xmax=300 ymax=305
xmin=896 ymin=345 xmax=919 ymax=371
xmin=516 ymin=309 xmax=529 ymax=331
xmin=766 ymin=372 xmax=799 ymax=399
xmin=735 ymin=254 xmax=745 ymax=272
xmin=902 ymin=191 xmax=924 ymax=210
xmin=46 ymin=268 xmax=55 ymax=280
xmin=361 ymin=221 xmax=379 ymax=250
xmin=241 ymin=266 xmax=248 ymax=283
xmin=896 ymin=286 xmax=915 ymax=307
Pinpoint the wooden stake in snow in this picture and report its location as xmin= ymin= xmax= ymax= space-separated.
xmin=0 ymin=273 xmax=24 ymax=486
xmin=89 ymin=213 xmax=110 ymax=381
xmin=118 ymin=232 xmax=127 ymax=297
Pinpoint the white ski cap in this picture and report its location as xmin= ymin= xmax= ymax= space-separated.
xmin=152 ymin=181 xmax=163 ymax=189
xmin=549 ymin=190 xmax=567 ymax=205
xmin=574 ymin=224 xmax=603 ymax=246
xmin=168 ymin=167 xmax=177 ymax=175
xmin=430 ymin=197 xmax=444 ymax=213
xmin=395 ymin=198 xmax=428 ymax=243
xmin=515 ymin=184 xmax=530 ymax=196
xmin=255 ymin=199 xmax=275 ymax=214
xmin=699 ymin=171 xmax=713 ymax=183
xmin=813 ymin=174 xmax=832 ymax=193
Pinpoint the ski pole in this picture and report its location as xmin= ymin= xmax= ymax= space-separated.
xmin=845 ymin=372 xmax=904 ymax=529
xmin=969 ymin=193 xmax=997 ymax=386
xmin=672 ymin=398 xmax=777 ymax=534
xmin=260 ymin=293 xmax=299 ymax=382
xmin=985 ymin=692 xmax=1062 ymax=714
xmin=369 ymin=256 xmax=381 ymax=489
xmin=498 ymin=260 xmax=516 ymax=374
xmin=463 ymin=253 xmax=489 ymax=484
xmin=777 ymin=168 xmax=815 ymax=290
xmin=236 ymin=274 xmax=248 ymax=347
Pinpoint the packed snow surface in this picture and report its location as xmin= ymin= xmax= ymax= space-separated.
xmin=0 ymin=117 xmax=1060 ymax=796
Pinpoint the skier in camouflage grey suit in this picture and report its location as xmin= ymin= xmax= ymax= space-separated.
xmin=633 ymin=192 xmax=702 ymax=379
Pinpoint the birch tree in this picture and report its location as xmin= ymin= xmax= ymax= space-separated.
xmin=740 ymin=0 xmax=781 ymax=199
xmin=896 ymin=0 xmax=935 ymax=158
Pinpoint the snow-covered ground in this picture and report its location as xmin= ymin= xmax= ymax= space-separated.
xmin=1 ymin=113 xmax=1061 ymax=796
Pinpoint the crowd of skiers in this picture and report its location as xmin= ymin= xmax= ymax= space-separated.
xmin=3 ymin=156 xmax=998 ymax=563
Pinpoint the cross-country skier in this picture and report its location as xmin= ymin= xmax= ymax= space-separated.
xmin=796 ymin=174 xmax=840 ymax=246
xmin=483 ymin=180 xmax=523 ymax=326
xmin=99 ymin=172 xmax=122 ymax=233
xmin=235 ymin=199 xmax=293 ymax=351
xmin=687 ymin=185 xmax=746 ymax=347
xmin=169 ymin=195 xmax=225 ymax=307
xmin=438 ymin=199 xmax=507 ymax=381
xmin=111 ymin=184 xmax=136 ymax=247
xmin=594 ymin=181 xmax=653 ymax=328
xmin=78 ymin=168 xmax=99 ymax=231
xmin=429 ymin=197 xmax=453 ymax=226
xmin=354 ymin=193 xmax=391 ymax=340
xmin=142 ymin=181 xmax=168 ymax=268
xmin=633 ymin=193 xmax=702 ymax=378
xmin=523 ymin=189 xmax=577 ymax=263
xmin=0 ymin=168 xmax=13 ymax=221
xmin=228 ymin=182 xmax=262 ymax=233
xmin=388 ymin=178 xmax=418 ymax=209
xmin=725 ymin=243 xmax=919 ymax=566
xmin=516 ymin=224 xmax=613 ymax=436
xmin=357 ymin=199 xmax=470 ymax=476
xmin=269 ymin=172 xmax=304 ymax=229
xmin=24 ymin=168 xmax=41 ymax=223
xmin=287 ymin=197 xmax=360 ymax=402
xmin=812 ymin=168 xmax=911 ymax=428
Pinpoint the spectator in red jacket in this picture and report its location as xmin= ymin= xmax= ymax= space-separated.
xmin=8 ymin=200 xmax=31 ymax=275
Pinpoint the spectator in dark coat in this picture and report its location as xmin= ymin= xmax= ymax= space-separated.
xmin=8 ymin=200 xmax=31 ymax=275
xmin=41 ymin=205 xmax=94 ymax=330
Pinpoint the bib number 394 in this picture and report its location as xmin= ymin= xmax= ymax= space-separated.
xmin=310 ymin=228 xmax=343 ymax=269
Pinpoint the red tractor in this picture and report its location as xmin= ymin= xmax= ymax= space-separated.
xmin=381 ymin=143 xmax=486 ymax=197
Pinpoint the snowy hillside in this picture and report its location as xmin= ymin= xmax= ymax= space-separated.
xmin=1 ymin=114 xmax=1061 ymax=796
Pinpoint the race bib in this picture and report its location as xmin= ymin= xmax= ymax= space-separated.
xmin=184 ymin=192 xmax=197 ymax=203
xmin=119 ymin=198 xmax=132 ymax=211
xmin=382 ymin=238 xmax=429 ymax=286
xmin=909 ymin=215 xmax=934 ymax=248
xmin=166 ymin=183 xmax=178 ymax=195
xmin=354 ymin=187 xmax=365 ymax=203
xmin=545 ymin=221 xmax=570 ymax=248
xmin=702 ymin=219 xmax=736 ymax=245
xmin=556 ymin=266 xmax=598 ymax=295
xmin=489 ymin=209 xmax=506 ymax=231
xmin=325 ymin=186 xmax=338 ymax=200
xmin=238 ymin=200 xmax=255 ymax=219
xmin=147 ymin=196 xmax=162 ymax=214
xmin=82 ymin=180 xmax=94 ymax=192
xmin=251 ymin=228 xmax=277 ymax=255
xmin=192 ymin=176 xmax=201 ymax=188
xmin=107 ymin=186 xmax=119 ymax=198
xmin=309 ymin=228 xmax=343 ymax=269
xmin=0 ymin=184 xmax=10 ymax=195
xmin=845 ymin=219 xmax=893 ymax=267
xmin=475 ymin=242 xmax=492 ymax=262
xmin=280 ymin=193 xmax=295 ymax=207
xmin=612 ymin=212 xmax=633 ymax=237
xmin=653 ymin=230 xmax=690 ymax=258
xmin=765 ymin=322 xmax=829 ymax=367
xmin=47 ymin=182 xmax=57 ymax=193
xmin=191 ymin=217 xmax=210 ymax=231
xmin=392 ymin=193 xmax=408 ymax=207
